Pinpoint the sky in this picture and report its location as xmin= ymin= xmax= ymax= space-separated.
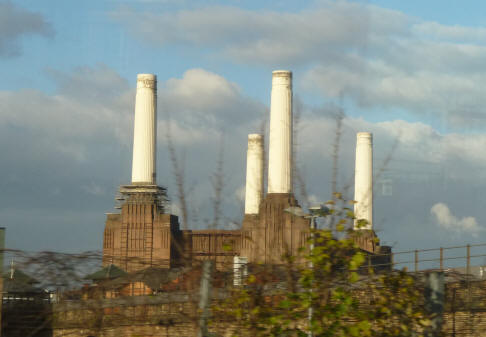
xmin=2 ymin=0 xmax=486 ymax=264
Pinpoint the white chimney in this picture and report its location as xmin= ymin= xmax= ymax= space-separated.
xmin=244 ymin=134 xmax=264 ymax=214
xmin=131 ymin=74 xmax=157 ymax=185
xmin=267 ymin=70 xmax=292 ymax=194
xmin=354 ymin=132 xmax=373 ymax=230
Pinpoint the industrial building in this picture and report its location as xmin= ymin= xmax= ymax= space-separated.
xmin=101 ymin=70 xmax=388 ymax=272
xmin=48 ymin=71 xmax=486 ymax=337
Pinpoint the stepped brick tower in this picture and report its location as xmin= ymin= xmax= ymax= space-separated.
xmin=240 ymin=71 xmax=309 ymax=264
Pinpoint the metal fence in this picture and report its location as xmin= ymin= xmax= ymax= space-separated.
xmin=369 ymin=243 xmax=486 ymax=276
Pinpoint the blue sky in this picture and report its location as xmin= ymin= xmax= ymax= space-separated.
xmin=2 ymin=0 xmax=486 ymax=263
xmin=6 ymin=0 xmax=486 ymax=127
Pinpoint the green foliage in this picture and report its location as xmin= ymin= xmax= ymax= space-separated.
xmin=213 ymin=194 xmax=432 ymax=337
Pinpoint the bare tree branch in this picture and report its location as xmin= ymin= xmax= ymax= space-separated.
xmin=210 ymin=133 xmax=225 ymax=229
xmin=165 ymin=120 xmax=189 ymax=230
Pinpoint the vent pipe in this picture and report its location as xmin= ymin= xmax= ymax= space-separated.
xmin=244 ymin=134 xmax=264 ymax=214
xmin=267 ymin=70 xmax=292 ymax=194
xmin=354 ymin=132 xmax=373 ymax=230
xmin=131 ymin=74 xmax=157 ymax=185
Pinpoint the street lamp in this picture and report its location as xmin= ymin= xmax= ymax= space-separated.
xmin=285 ymin=204 xmax=330 ymax=337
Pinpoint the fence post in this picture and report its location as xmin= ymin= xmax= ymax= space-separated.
xmin=0 ymin=228 xmax=4 ymax=337
xmin=440 ymin=247 xmax=443 ymax=270
xmin=390 ymin=252 xmax=394 ymax=270
xmin=198 ymin=260 xmax=214 ymax=337
xmin=424 ymin=272 xmax=445 ymax=337
xmin=466 ymin=244 xmax=471 ymax=277
xmin=415 ymin=250 xmax=419 ymax=272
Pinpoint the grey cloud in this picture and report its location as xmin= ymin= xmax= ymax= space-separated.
xmin=159 ymin=68 xmax=265 ymax=129
xmin=0 ymin=66 xmax=264 ymax=250
xmin=302 ymin=61 xmax=486 ymax=127
xmin=412 ymin=21 xmax=486 ymax=43
xmin=293 ymin=112 xmax=486 ymax=250
xmin=0 ymin=65 xmax=135 ymax=251
xmin=0 ymin=65 xmax=134 ymax=152
xmin=112 ymin=1 xmax=486 ymax=126
xmin=110 ymin=2 xmax=409 ymax=64
xmin=47 ymin=65 xmax=131 ymax=102
xmin=0 ymin=2 xmax=53 ymax=58
xmin=3 ymin=64 xmax=485 ymax=254
xmin=156 ymin=69 xmax=266 ymax=229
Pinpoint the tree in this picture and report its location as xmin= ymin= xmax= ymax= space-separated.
xmin=214 ymin=194 xmax=432 ymax=337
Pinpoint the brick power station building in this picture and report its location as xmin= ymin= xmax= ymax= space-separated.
xmin=32 ymin=71 xmax=484 ymax=337
xmin=101 ymin=71 xmax=386 ymax=273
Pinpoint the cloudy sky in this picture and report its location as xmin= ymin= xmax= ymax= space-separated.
xmin=2 ymin=0 xmax=486 ymax=263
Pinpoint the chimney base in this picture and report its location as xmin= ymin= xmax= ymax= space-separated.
xmin=241 ymin=193 xmax=310 ymax=264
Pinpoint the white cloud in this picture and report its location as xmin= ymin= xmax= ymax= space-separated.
xmin=112 ymin=1 xmax=486 ymax=126
xmin=302 ymin=59 xmax=486 ymax=127
xmin=0 ymin=65 xmax=264 ymax=247
xmin=165 ymin=69 xmax=240 ymax=104
xmin=0 ymin=66 xmax=264 ymax=163
xmin=0 ymin=2 xmax=53 ymax=57
xmin=160 ymin=68 xmax=264 ymax=128
xmin=3 ymin=63 xmax=486 ymax=250
xmin=431 ymin=203 xmax=482 ymax=236
xmin=160 ymin=120 xmax=208 ymax=145
xmin=110 ymin=2 xmax=409 ymax=64
xmin=0 ymin=65 xmax=133 ymax=162
xmin=299 ymin=115 xmax=486 ymax=171
xmin=412 ymin=21 xmax=486 ymax=43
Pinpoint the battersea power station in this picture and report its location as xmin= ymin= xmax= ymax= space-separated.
xmin=101 ymin=70 xmax=387 ymax=272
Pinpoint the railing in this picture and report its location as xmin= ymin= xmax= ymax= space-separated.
xmin=370 ymin=243 xmax=486 ymax=275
